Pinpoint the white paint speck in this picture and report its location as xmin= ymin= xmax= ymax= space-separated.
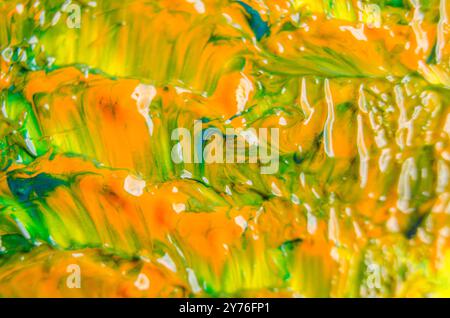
xmin=172 ymin=203 xmax=186 ymax=214
xmin=234 ymin=215 xmax=247 ymax=231
xmin=16 ymin=4 xmax=24 ymax=14
xmin=157 ymin=253 xmax=177 ymax=272
xmin=124 ymin=175 xmax=146 ymax=197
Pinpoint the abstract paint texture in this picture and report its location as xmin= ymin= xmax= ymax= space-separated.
xmin=0 ymin=0 xmax=450 ymax=297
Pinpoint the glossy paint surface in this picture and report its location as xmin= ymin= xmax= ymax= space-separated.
xmin=0 ymin=0 xmax=449 ymax=297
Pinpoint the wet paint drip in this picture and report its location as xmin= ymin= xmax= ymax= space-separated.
xmin=0 ymin=0 xmax=450 ymax=297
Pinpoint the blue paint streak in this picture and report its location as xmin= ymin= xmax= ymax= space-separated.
xmin=7 ymin=173 xmax=66 ymax=202
xmin=237 ymin=1 xmax=270 ymax=41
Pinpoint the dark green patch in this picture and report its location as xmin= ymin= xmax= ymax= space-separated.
xmin=337 ymin=102 xmax=353 ymax=114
